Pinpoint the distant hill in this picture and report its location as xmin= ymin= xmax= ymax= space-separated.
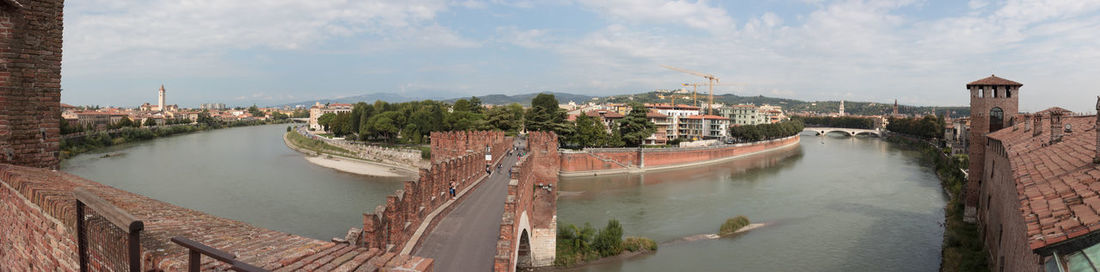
xmin=444 ymin=92 xmax=598 ymax=106
xmin=279 ymin=90 xmax=968 ymax=117
xmin=601 ymin=91 xmax=970 ymax=117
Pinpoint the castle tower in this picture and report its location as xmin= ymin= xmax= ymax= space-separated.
xmin=963 ymin=74 xmax=1021 ymax=222
xmin=158 ymin=85 xmax=166 ymax=113
xmin=893 ymin=99 xmax=898 ymax=116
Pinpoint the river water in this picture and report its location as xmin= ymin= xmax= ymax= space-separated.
xmin=61 ymin=124 xmax=407 ymax=240
xmin=62 ymin=126 xmax=946 ymax=271
xmin=557 ymin=133 xmax=946 ymax=271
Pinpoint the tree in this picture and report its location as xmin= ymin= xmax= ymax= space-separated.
xmin=617 ymin=103 xmax=656 ymax=147
xmin=452 ymin=99 xmax=473 ymax=113
xmin=332 ymin=112 xmax=353 ymax=136
xmin=486 ymin=103 xmax=524 ymax=134
xmin=468 ymin=96 xmax=483 ymax=114
xmin=317 ymin=112 xmax=336 ymax=131
xmin=571 ymin=114 xmax=610 ymax=147
xmin=144 ymin=118 xmax=158 ymax=127
xmin=525 ymin=93 xmax=572 ymax=139
xmin=247 ymin=105 xmax=264 ymax=117
xmin=117 ymin=117 xmax=134 ymax=128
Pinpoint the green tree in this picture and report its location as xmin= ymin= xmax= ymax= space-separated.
xmin=571 ymin=114 xmax=610 ymax=147
xmin=617 ymin=103 xmax=656 ymax=147
xmin=317 ymin=112 xmax=336 ymax=131
xmin=525 ymin=93 xmax=572 ymax=139
xmin=117 ymin=117 xmax=134 ymax=128
xmin=247 ymin=104 xmax=264 ymax=117
xmin=486 ymin=103 xmax=524 ymax=134
xmin=144 ymin=118 xmax=157 ymax=127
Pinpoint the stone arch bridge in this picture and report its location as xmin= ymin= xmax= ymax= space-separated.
xmin=804 ymin=127 xmax=883 ymax=137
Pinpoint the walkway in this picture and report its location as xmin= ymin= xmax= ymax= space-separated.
xmin=414 ymin=140 xmax=521 ymax=271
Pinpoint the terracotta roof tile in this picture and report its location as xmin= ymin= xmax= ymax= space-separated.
xmin=988 ymin=112 xmax=1100 ymax=249
xmin=967 ymin=74 xmax=1023 ymax=87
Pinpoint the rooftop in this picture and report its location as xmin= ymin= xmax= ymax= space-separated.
xmin=987 ymin=111 xmax=1100 ymax=250
xmin=967 ymin=74 xmax=1023 ymax=87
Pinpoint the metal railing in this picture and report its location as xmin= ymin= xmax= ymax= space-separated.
xmin=74 ymin=187 xmax=143 ymax=272
xmin=170 ymin=236 xmax=269 ymax=272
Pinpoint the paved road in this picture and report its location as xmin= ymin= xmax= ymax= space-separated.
xmin=414 ymin=140 xmax=521 ymax=272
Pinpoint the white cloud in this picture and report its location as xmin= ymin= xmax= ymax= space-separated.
xmin=64 ymin=0 xmax=476 ymax=77
xmin=575 ymin=0 xmax=735 ymax=31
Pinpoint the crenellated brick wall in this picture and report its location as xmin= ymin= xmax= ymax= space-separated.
xmin=560 ymin=135 xmax=800 ymax=175
xmin=0 ymin=163 xmax=433 ymax=271
xmin=429 ymin=131 xmax=508 ymax=163
xmin=0 ymin=0 xmax=64 ymax=169
xmin=360 ymin=131 xmax=512 ymax=254
xmin=495 ymin=131 xmax=559 ymax=272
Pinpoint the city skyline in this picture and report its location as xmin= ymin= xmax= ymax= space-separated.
xmin=60 ymin=1 xmax=1100 ymax=112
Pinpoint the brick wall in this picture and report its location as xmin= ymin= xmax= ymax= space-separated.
xmin=495 ymin=131 xmax=558 ymax=272
xmin=979 ymin=139 xmax=1040 ymax=271
xmin=560 ymin=135 xmax=800 ymax=174
xmin=362 ymin=131 xmax=512 ymax=253
xmin=0 ymin=0 xmax=64 ymax=169
xmin=966 ymin=84 xmax=1019 ymax=220
xmin=0 ymin=163 xmax=432 ymax=271
xmin=0 ymin=171 xmax=78 ymax=271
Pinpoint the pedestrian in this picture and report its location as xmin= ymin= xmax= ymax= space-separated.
xmin=449 ymin=181 xmax=456 ymax=198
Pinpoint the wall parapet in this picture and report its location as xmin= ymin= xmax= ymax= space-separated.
xmin=495 ymin=131 xmax=559 ymax=272
xmin=360 ymin=131 xmax=512 ymax=254
xmin=0 ymin=163 xmax=432 ymax=271
xmin=560 ymin=135 xmax=801 ymax=175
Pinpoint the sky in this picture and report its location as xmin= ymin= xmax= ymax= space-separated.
xmin=60 ymin=0 xmax=1100 ymax=112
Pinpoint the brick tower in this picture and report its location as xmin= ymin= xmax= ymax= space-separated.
xmin=963 ymin=74 xmax=1021 ymax=222
xmin=158 ymin=84 xmax=166 ymax=112
xmin=0 ymin=0 xmax=65 ymax=169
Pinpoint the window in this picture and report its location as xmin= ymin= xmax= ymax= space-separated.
xmin=1006 ymin=88 xmax=1012 ymax=98
xmin=993 ymin=88 xmax=999 ymax=98
xmin=979 ymin=88 xmax=985 ymax=98
xmin=990 ymin=107 xmax=1005 ymax=132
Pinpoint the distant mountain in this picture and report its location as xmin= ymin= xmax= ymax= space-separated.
xmin=444 ymin=92 xmax=598 ymax=106
xmin=277 ymin=92 xmax=447 ymax=107
xmin=278 ymin=90 xmax=967 ymax=117
xmin=602 ymin=91 xmax=970 ymax=117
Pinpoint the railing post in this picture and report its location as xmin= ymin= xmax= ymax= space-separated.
xmin=76 ymin=201 xmax=88 ymax=272
xmin=188 ymin=249 xmax=200 ymax=272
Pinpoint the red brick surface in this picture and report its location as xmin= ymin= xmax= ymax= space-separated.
xmin=0 ymin=164 xmax=429 ymax=271
xmin=495 ymin=132 xmax=558 ymax=272
xmin=979 ymin=111 xmax=1100 ymax=271
xmin=560 ymin=135 xmax=800 ymax=173
xmin=0 ymin=0 xmax=63 ymax=169
xmin=361 ymin=131 xmax=511 ymax=253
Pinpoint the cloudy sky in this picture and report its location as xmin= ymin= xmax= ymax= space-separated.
xmin=61 ymin=0 xmax=1100 ymax=112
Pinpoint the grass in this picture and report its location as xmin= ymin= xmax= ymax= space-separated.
xmin=286 ymin=131 xmax=351 ymax=155
xmin=719 ymin=216 xmax=751 ymax=236
xmin=622 ymin=237 xmax=658 ymax=252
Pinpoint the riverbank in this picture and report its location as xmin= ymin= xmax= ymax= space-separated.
xmin=60 ymin=120 xmax=287 ymax=159
xmin=283 ymin=131 xmax=417 ymax=178
xmin=884 ymin=135 xmax=987 ymax=272
xmin=559 ymin=135 xmax=800 ymax=177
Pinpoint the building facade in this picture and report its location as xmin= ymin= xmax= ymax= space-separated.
xmin=308 ymin=102 xmax=353 ymax=131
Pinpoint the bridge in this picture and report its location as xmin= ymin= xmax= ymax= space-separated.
xmin=804 ymin=127 xmax=883 ymax=137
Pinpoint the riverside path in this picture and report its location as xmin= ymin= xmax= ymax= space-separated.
xmin=414 ymin=139 xmax=522 ymax=271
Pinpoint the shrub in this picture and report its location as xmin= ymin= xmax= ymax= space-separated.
xmin=622 ymin=237 xmax=657 ymax=252
xmin=592 ymin=219 xmax=624 ymax=257
xmin=719 ymin=216 xmax=751 ymax=236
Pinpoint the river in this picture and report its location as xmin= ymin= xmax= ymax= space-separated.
xmin=557 ymin=133 xmax=946 ymax=271
xmin=62 ymin=126 xmax=946 ymax=271
xmin=61 ymin=124 xmax=408 ymax=240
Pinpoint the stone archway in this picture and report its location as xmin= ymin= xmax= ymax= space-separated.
xmin=517 ymin=229 xmax=532 ymax=269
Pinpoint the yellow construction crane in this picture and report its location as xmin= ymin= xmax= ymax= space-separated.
xmin=663 ymin=65 xmax=719 ymax=115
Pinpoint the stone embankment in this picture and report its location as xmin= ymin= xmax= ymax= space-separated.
xmin=285 ymin=128 xmax=423 ymax=177
xmin=559 ymin=135 xmax=801 ymax=176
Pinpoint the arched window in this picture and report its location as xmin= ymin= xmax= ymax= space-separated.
xmin=990 ymin=107 xmax=1004 ymax=132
